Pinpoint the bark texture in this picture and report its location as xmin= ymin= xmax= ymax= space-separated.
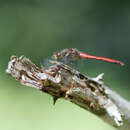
xmin=6 ymin=56 xmax=130 ymax=130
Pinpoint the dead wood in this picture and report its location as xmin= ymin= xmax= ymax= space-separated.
xmin=6 ymin=56 xmax=130 ymax=130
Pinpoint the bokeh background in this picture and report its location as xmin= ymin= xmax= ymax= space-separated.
xmin=0 ymin=0 xmax=130 ymax=130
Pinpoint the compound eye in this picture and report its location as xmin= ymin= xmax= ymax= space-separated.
xmin=56 ymin=52 xmax=60 ymax=56
xmin=56 ymin=52 xmax=62 ymax=60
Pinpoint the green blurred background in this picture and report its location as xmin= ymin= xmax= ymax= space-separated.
xmin=0 ymin=0 xmax=130 ymax=130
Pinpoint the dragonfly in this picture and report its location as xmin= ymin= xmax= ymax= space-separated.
xmin=41 ymin=48 xmax=124 ymax=70
xmin=41 ymin=48 xmax=124 ymax=105
xmin=51 ymin=48 xmax=125 ymax=66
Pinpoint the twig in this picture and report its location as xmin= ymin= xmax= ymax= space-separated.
xmin=6 ymin=56 xmax=130 ymax=130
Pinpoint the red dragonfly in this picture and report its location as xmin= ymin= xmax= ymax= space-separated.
xmin=51 ymin=48 xmax=124 ymax=66
xmin=42 ymin=48 xmax=124 ymax=105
